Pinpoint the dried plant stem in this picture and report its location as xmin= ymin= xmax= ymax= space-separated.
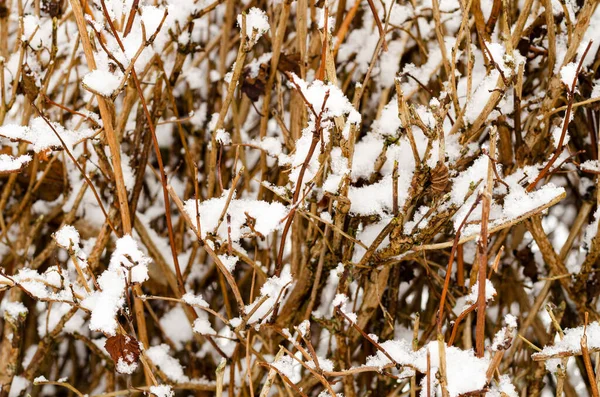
xmin=475 ymin=129 xmax=496 ymax=357
xmin=582 ymin=314 xmax=600 ymax=397
xmin=437 ymin=194 xmax=481 ymax=328
xmin=527 ymin=41 xmax=593 ymax=193
xmin=437 ymin=333 xmax=450 ymax=397
xmin=67 ymin=0 xmax=131 ymax=234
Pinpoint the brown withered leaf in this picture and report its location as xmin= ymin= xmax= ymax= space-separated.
xmin=277 ymin=52 xmax=301 ymax=75
xmin=0 ymin=0 xmax=8 ymax=18
xmin=19 ymin=69 xmax=40 ymax=102
xmin=104 ymin=334 xmax=141 ymax=368
xmin=515 ymin=245 xmax=538 ymax=283
xmin=15 ymin=156 xmax=66 ymax=201
xmin=0 ymin=154 xmax=32 ymax=176
xmin=241 ymin=53 xmax=301 ymax=102
xmin=41 ymin=0 xmax=63 ymax=18
xmin=241 ymin=63 xmax=269 ymax=102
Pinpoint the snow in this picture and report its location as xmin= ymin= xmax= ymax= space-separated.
xmin=364 ymin=340 xmax=489 ymax=397
xmin=502 ymin=184 xmax=565 ymax=221
xmin=463 ymin=279 xmax=496 ymax=311
xmin=78 ymin=236 xmax=151 ymax=335
xmin=218 ymin=254 xmax=237 ymax=273
xmin=560 ymin=62 xmax=578 ymax=88
xmin=534 ymin=321 xmax=600 ymax=359
xmin=272 ymin=354 xmax=302 ymax=383
xmin=82 ymin=269 xmax=126 ymax=336
xmin=0 ymin=118 xmax=96 ymax=152
xmin=109 ymin=235 xmax=151 ymax=283
xmin=0 ymin=154 xmax=31 ymax=174
xmin=452 ymin=158 xmax=565 ymax=237
xmin=244 ymin=267 xmax=293 ymax=325
xmin=486 ymin=375 xmax=518 ymax=397
xmin=160 ymin=306 xmax=193 ymax=349
xmin=450 ymin=155 xmax=490 ymax=206
xmin=332 ymin=294 xmax=357 ymax=324
xmin=184 ymin=193 xmax=288 ymax=243
xmin=307 ymin=356 xmax=334 ymax=372
xmin=1 ymin=301 xmax=28 ymax=318
xmin=288 ymin=73 xmax=361 ymax=125
xmin=149 ymin=385 xmax=174 ymax=397
xmin=464 ymin=71 xmax=501 ymax=124
xmin=215 ymin=129 xmax=231 ymax=145
xmin=505 ymin=313 xmax=518 ymax=328
xmin=348 ymin=172 xmax=413 ymax=216
xmin=0 ymin=0 xmax=594 ymax=394
xmin=252 ymin=136 xmax=283 ymax=157
xmin=182 ymin=292 xmax=209 ymax=308
xmin=581 ymin=159 xmax=600 ymax=173
xmin=238 ymin=8 xmax=269 ymax=47
xmin=491 ymin=314 xmax=517 ymax=352
xmin=82 ymin=70 xmax=122 ymax=97
xmin=193 ymin=315 xmax=216 ymax=335
xmin=146 ymin=344 xmax=190 ymax=383
xmin=54 ymin=225 xmax=80 ymax=250
xmin=8 ymin=376 xmax=29 ymax=397
xmin=592 ymin=80 xmax=600 ymax=98
xmin=246 ymin=53 xmax=272 ymax=78
xmin=116 ymin=357 xmax=139 ymax=374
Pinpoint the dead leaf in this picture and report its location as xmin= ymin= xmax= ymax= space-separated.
xmin=104 ymin=334 xmax=141 ymax=370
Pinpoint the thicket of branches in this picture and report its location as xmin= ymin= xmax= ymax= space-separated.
xmin=1 ymin=0 xmax=600 ymax=396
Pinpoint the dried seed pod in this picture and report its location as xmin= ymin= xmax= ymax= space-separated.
xmin=430 ymin=161 xmax=449 ymax=194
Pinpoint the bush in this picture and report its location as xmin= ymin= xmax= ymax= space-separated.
xmin=1 ymin=0 xmax=600 ymax=396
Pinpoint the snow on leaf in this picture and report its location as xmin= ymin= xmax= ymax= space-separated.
xmin=0 ymin=118 xmax=96 ymax=153
xmin=0 ymin=154 xmax=31 ymax=175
